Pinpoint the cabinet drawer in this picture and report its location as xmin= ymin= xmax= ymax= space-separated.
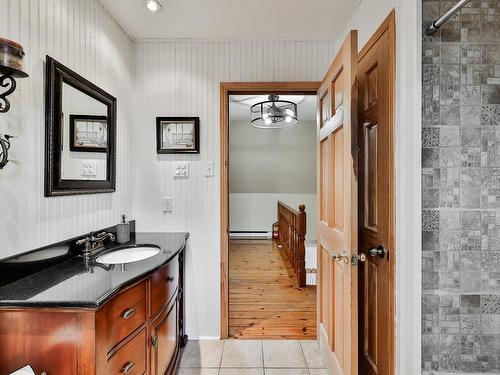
xmin=101 ymin=281 xmax=147 ymax=352
xmin=107 ymin=329 xmax=147 ymax=375
xmin=150 ymin=259 xmax=178 ymax=315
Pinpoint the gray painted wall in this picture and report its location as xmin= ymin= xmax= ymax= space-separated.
xmin=422 ymin=1 xmax=500 ymax=373
xmin=229 ymin=120 xmax=317 ymax=194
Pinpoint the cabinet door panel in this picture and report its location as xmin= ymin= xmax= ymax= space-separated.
xmin=151 ymin=298 xmax=178 ymax=375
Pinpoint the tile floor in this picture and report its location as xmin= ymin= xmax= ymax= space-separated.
xmin=177 ymin=339 xmax=328 ymax=375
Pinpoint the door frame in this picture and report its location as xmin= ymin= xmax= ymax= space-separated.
xmin=219 ymin=82 xmax=320 ymax=339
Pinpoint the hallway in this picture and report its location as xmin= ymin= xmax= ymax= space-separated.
xmin=229 ymin=240 xmax=317 ymax=339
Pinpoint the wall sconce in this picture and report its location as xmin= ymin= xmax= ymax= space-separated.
xmin=0 ymin=37 xmax=29 ymax=169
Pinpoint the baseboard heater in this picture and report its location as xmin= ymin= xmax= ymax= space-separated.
xmin=229 ymin=231 xmax=271 ymax=239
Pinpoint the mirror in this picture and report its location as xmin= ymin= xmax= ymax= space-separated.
xmin=45 ymin=56 xmax=116 ymax=196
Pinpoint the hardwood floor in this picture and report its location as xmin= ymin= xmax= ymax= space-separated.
xmin=229 ymin=239 xmax=317 ymax=339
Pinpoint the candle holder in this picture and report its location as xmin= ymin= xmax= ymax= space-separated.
xmin=0 ymin=37 xmax=28 ymax=169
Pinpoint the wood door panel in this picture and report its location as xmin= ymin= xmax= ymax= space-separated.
xmin=364 ymin=122 xmax=379 ymax=231
xmin=317 ymin=30 xmax=358 ymax=375
xmin=365 ymin=64 xmax=378 ymax=110
xmin=358 ymin=11 xmax=395 ymax=375
xmin=319 ymin=245 xmax=331 ymax=338
xmin=332 ymin=128 xmax=344 ymax=230
xmin=320 ymin=139 xmax=330 ymax=224
xmin=365 ymin=261 xmax=378 ymax=369
xmin=334 ymin=73 xmax=344 ymax=110
xmin=321 ymin=91 xmax=331 ymax=126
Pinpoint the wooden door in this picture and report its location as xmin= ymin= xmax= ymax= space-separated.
xmin=357 ymin=13 xmax=395 ymax=375
xmin=151 ymin=298 xmax=178 ymax=375
xmin=317 ymin=30 xmax=359 ymax=375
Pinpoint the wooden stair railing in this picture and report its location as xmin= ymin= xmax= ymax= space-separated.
xmin=276 ymin=201 xmax=306 ymax=288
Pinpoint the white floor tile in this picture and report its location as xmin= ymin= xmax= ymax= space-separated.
xmin=177 ymin=368 xmax=220 ymax=375
xmin=263 ymin=340 xmax=307 ymax=368
xmin=220 ymin=369 xmax=264 ymax=375
xmin=221 ymin=340 xmax=263 ymax=368
xmin=179 ymin=340 xmax=224 ymax=368
xmin=308 ymin=370 xmax=329 ymax=375
xmin=300 ymin=340 xmax=326 ymax=368
xmin=264 ymin=370 xmax=309 ymax=375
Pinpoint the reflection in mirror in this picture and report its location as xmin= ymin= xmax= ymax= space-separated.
xmin=45 ymin=56 xmax=116 ymax=196
xmin=61 ymin=82 xmax=108 ymax=181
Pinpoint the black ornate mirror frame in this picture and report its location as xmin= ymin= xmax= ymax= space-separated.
xmin=45 ymin=56 xmax=117 ymax=197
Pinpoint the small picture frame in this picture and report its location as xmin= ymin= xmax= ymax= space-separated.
xmin=69 ymin=114 xmax=108 ymax=153
xmin=156 ymin=117 xmax=200 ymax=154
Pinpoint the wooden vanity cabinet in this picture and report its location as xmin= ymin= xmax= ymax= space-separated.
xmin=150 ymin=298 xmax=179 ymax=375
xmin=0 ymin=250 xmax=186 ymax=375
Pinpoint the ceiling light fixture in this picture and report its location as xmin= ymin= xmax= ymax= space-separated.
xmin=250 ymin=95 xmax=299 ymax=129
xmin=144 ymin=0 xmax=162 ymax=13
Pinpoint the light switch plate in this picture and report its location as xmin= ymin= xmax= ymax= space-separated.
xmin=204 ymin=161 xmax=214 ymax=177
xmin=161 ymin=197 xmax=172 ymax=213
xmin=173 ymin=162 xmax=189 ymax=178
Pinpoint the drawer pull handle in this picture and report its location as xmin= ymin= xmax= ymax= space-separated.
xmin=167 ymin=276 xmax=174 ymax=283
xmin=122 ymin=361 xmax=135 ymax=374
xmin=121 ymin=308 xmax=136 ymax=319
xmin=151 ymin=335 xmax=158 ymax=348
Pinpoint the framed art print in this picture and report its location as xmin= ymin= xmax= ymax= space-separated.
xmin=69 ymin=114 xmax=108 ymax=153
xmin=156 ymin=117 xmax=200 ymax=154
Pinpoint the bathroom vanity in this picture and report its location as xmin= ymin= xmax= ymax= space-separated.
xmin=0 ymin=231 xmax=188 ymax=375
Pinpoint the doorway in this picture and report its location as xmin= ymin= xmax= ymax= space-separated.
xmin=227 ymin=92 xmax=318 ymax=339
xmin=220 ymin=82 xmax=320 ymax=339
xmin=220 ymin=10 xmax=395 ymax=371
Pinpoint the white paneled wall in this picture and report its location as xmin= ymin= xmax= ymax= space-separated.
xmin=0 ymin=0 xmax=134 ymax=258
xmin=133 ymin=40 xmax=336 ymax=338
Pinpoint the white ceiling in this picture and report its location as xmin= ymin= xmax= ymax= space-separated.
xmin=229 ymin=95 xmax=317 ymax=122
xmin=101 ymin=0 xmax=357 ymax=40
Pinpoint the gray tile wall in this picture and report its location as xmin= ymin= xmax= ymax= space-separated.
xmin=422 ymin=0 xmax=500 ymax=373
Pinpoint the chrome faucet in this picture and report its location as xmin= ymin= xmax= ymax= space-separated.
xmin=76 ymin=231 xmax=116 ymax=259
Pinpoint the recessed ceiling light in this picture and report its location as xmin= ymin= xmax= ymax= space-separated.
xmin=144 ymin=0 xmax=162 ymax=13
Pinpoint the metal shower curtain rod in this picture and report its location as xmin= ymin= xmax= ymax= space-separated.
xmin=425 ymin=0 xmax=471 ymax=35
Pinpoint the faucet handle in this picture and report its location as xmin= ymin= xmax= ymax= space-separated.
xmin=76 ymin=237 xmax=90 ymax=246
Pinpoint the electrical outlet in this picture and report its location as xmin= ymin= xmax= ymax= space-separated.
xmin=161 ymin=197 xmax=172 ymax=213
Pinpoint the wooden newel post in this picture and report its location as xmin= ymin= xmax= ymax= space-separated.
xmin=276 ymin=201 xmax=307 ymax=288
xmin=297 ymin=205 xmax=306 ymax=287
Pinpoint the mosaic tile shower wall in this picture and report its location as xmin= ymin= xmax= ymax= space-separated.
xmin=422 ymin=1 xmax=500 ymax=373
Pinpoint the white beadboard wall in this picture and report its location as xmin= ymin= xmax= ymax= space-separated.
xmin=0 ymin=0 xmax=134 ymax=259
xmin=132 ymin=40 xmax=337 ymax=338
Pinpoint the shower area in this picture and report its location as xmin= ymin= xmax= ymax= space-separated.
xmin=422 ymin=0 xmax=500 ymax=373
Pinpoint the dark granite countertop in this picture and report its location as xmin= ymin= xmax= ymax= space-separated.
xmin=0 ymin=232 xmax=189 ymax=308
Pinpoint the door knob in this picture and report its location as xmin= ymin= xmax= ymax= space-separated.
xmin=368 ymin=245 xmax=387 ymax=259
xmin=332 ymin=250 xmax=350 ymax=264
xmin=351 ymin=253 xmax=366 ymax=266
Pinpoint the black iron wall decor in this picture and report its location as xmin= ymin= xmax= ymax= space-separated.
xmin=0 ymin=37 xmax=29 ymax=170
xmin=0 ymin=38 xmax=29 ymax=113
xmin=0 ymin=134 xmax=13 ymax=169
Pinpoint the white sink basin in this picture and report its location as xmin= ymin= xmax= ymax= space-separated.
xmin=96 ymin=246 xmax=160 ymax=265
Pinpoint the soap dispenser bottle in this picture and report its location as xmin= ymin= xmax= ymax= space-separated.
xmin=116 ymin=214 xmax=130 ymax=244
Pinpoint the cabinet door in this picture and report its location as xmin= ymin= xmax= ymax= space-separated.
xmin=151 ymin=298 xmax=178 ymax=375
